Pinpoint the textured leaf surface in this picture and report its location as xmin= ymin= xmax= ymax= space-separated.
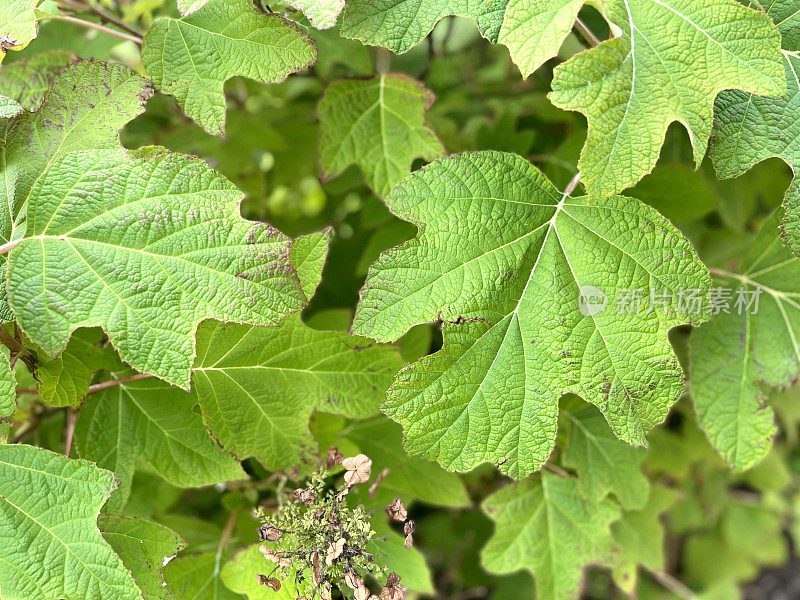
xmin=0 ymin=444 xmax=140 ymax=599
xmin=287 ymin=0 xmax=345 ymax=29
xmin=0 ymin=0 xmax=39 ymax=61
xmin=712 ymin=1 xmax=800 ymax=254
xmin=193 ymin=315 xmax=402 ymax=472
xmin=498 ymin=0 xmax=583 ymax=78
xmin=289 ymin=227 xmax=330 ymax=297
xmin=99 ymin=515 xmax=186 ymax=600
xmin=76 ymin=372 xmax=245 ymax=512
xmin=318 ymin=74 xmax=444 ymax=197
xmin=0 ymin=59 xmax=152 ymax=246
xmin=481 ymin=472 xmax=620 ymax=600
xmin=563 ymin=404 xmax=649 ymax=509
xmin=690 ymin=213 xmax=800 ymax=471
xmin=142 ymin=0 xmax=317 ymax=135
xmin=164 ymin=552 xmax=240 ymax=600
xmin=0 ymin=50 xmax=74 ymax=110
xmin=340 ymin=0 xmax=509 ymax=53
xmin=549 ymin=0 xmax=784 ymax=199
xmin=176 ymin=0 xmax=209 ymax=16
xmin=35 ymin=329 xmax=122 ymax=407
xmin=0 ymin=344 xmax=15 ymax=442
xmin=354 ymin=151 xmax=710 ymax=477
xmin=0 ymin=95 xmax=21 ymax=117
xmin=221 ymin=544 xmax=301 ymax=599
xmin=5 ymin=147 xmax=304 ymax=388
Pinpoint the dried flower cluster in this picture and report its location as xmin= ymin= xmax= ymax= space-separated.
xmin=253 ymin=449 xmax=409 ymax=600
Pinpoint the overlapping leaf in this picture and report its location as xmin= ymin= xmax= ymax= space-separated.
xmin=712 ymin=1 xmax=800 ymax=255
xmin=690 ymin=213 xmax=800 ymax=471
xmin=75 ymin=372 xmax=246 ymax=512
xmin=318 ymin=74 xmax=444 ymax=197
xmin=288 ymin=0 xmax=345 ymax=29
xmin=142 ymin=0 xmax=317 ymax=135
xmin=3 ymin=140 xmax=304 ymax=387
xmin=548 ymin=0 xmax=784 ymax=199
xmin=0 ymin=0 xmax=39 ymax=61
xmin=193 ymin=232 xmax=403 ymax=472
xmin=340 ymin=0 xmax=509 ymax=53
xmin=0 ymin=50 xmax=73 ymax=110
xmin=164 ymin=551 xmax=240 ymax=600
xmin=0 ymin=444 xmax=141 ymax=599
xmin=353 ymin=151 xmax=710 ymax=478
xmin=99 ymin=515 xmax=186 ymax=600
xmin=0 ymin=344 xmax=15 ymax=442
xmin=562 ymin=403 xmax=649 ymax=509
xmin=481 ymin=472 xmax=620 ymax=600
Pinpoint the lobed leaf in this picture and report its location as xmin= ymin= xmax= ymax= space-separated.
xmin=287 ymin=0 xmax=345 ymax=29
xmin=548 ymin=0 xmax=785 ymax=199
xmin=0 ymin=0 xmax=39 ymax=62
xmin=353 ymin=151 xmax=710 ymax=478
xmin=142 ymin=0 xmax=317 ymax=135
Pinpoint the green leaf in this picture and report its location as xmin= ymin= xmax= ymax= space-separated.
xmin=35 ymin=328 xmax=122 ymax=407
xmin=221 ymin=544 xmax=305 ymax=600
xmin=0 ymin=49 xmax=74 ymax=110
xmin=481 ymin=471 xmax=620 ymax=600
xmin=548 ymin=0 xmax=785 ymax=199
xmin=193 ymin=315 xmax=403 ymax=472
xmin=608 ymin=485 xmax=678 ymax=593
xmin=75 ymin=373 xmax=246 ymax=513
xmin=5 ymin=146 xmax=304 ymax=388
xmin=0 ymin=444 xmax=141 ymax=599
xmin=0 ymin=94 xmax=22 ymax=117
xmin=353 ymin=151 xmax=710 ymax=478
xmin=142 ymin=0 xmax=317 ymax=135
xmin=318 ymin=74 xmax=444 ymax=198
xmin=289 ymin=227 xmax=331 ymax=298
xmin=690 ymin=213 xmax=800 ymax=471
xmin=498 ymin=0 xmax=583 ymax=78
xmin=563 ymin=404 xmax=649 ymax=509
xmin=340 ymin=416 xmax=471 ymax=507
xmin=287 ymin=0 xmax=345 ymax=29
xmin=176 ymin=0 xmax=208 ymax=16
xmin=0 ymin=344 xmax=15 ymax=443
xmin=340 ymin=0 xmax=509 ymax=53
xmin=164 ymin=551 xmax=241 ymax=600
xmin=0 ymin=0 xmax=39 ymax=61
xmin=99 ymin=514 xmax=186 ymax=600
xmin=0 ymin=59 xmax=152 ymax=246
xmin=712 ymin=2 xmax=800 ymax=255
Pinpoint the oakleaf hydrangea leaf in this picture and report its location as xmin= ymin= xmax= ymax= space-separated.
xmin=1 ymin=59 xmax=152 ymax=246
xmin=142 ymin=0 xmax=317 ymax=135
xmin=563 ymin=404 xmax=649 ymax=509
xmin=35 ymin=328 xmax=123 ymax=407
xmin=548 ymin=0 xmax=785 ymax=200
xmin=690 ymin=213 xmax=800 ymax=471
xmin=193 ymin=232 xmax=402 ymax=471
xmin=318 ymin=74 xmax=444 ymax=197
xmin=0 ymin=0 xmax=39 ymax=62
xmin=481 ymin=472 xmax=620 ymax=600
xmin=289 ymin=227 xmax=331 ymax=297
xmin=164 ymin=551 xmax=240 ymax=600
xmin=353 ymin=151 xmax=710 ymax=478
xmin=712 ymin=1 xmax=800 ymax=255
xmin=0 ymin=444 xmax=141 ymax=599
xmin=340 ymin=0 xmax=509 ymax=54
xmin=0 ymin=344 xmax=15 ymax=442
xmin=5 ymin=147 xmax=304 ymax=388
xmin=176 ymin=0 xmax=208 ymax=16
xmin=75 ymin=371 xmax=246 ymax=513
xmin=287 ymin=0 xmax=345 ymax=29
xmin=193 ymin=315 xmax=402 ymax=472
xmin=0 ymin=50 xmax=74 ymax=110
xmin=221 ymin=544 xmax=306 ymax=600
xmin=99 ymin=515 xmax=186 ymax=600
xmin=498 ymin=0 xmax=583 ymax=78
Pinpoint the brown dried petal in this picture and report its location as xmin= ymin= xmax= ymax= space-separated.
xmin=326 ymin=446 xmax=344 ymax=469
xmin=259 ymin=545 xmax=292 ymax=568
xmin=404 ymin=533 xmax=414 ymax=548
xmin=345 ymin=572 xmax=363 ymax=590
xmin=258 ymin=524 xmax=282 ymax=542
xmin=325 ymin=537 xmax=346 ymax=565
xmin=354 ymin=584 xmax=370 ymax=600
xmin=385 ymin=498 xmax=407 ymax=522
xmin=386 ymin=573 xmax=401 ymax=587
xmin=342 ymin=454 xmax=372 ymax=485
xmin=403 ymin=520 xmax=415 ymax=535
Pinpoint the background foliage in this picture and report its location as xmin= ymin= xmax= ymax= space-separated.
xmin=1 ymin=0 xmax=800 ymax=599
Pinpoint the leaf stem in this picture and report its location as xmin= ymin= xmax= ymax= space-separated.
xmin=64 ymin=409 xmax=76 ymax=457
xmin=39 ymin=14 xmax=143 ymax=45
xmin=0 ymin=239 xmax=23 ymax=256
xmin=376 ymin=47 xmax=391 ymax=75
xmin=649 ymin=570 xmax=698 ymax=600
xmin=86 ymin=373 xmax=151 ymax=393
xmin=57 ymin=0 xmax=142 ymax=36
xmin=574 ymin=17 xmax=601 ymax=47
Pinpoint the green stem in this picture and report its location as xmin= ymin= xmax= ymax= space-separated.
xmin=39 ymin=14 xmax=142 ymax=45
